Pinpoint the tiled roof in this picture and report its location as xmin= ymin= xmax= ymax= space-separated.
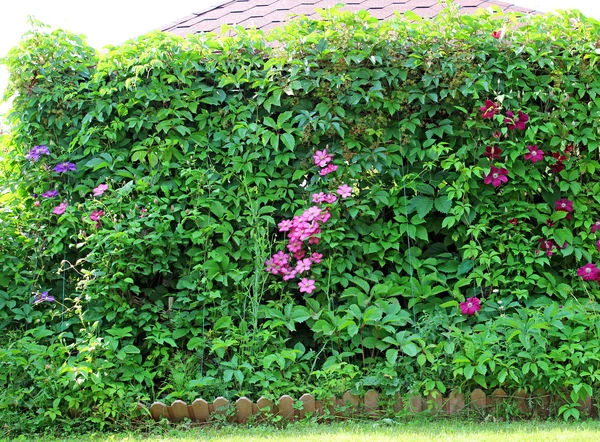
xmin=162 ymin=0 xmax=535 ymax=36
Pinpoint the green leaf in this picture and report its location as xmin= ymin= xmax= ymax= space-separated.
xmin=401 ymin=342 xmax=418 ymax=357
xmin=410 ymin=196 xmax=434 ymax=219
xmin=281 ymin=132 xmax=295 ymax=150
xmin=440 ymin=300 xmax=458 ymax=308
xmin=386 ymin=349 xmax=399 ymax=365
xmin=434 ymin=195 xmax=452 ymax=213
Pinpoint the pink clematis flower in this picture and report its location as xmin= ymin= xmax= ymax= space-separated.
xmin=484 ymin=166 xmax=509 ymax=187
xmin=310 ymin=252 xmax=323 ymax=264
xmin=491 ymin=29 xmax=504 ymax=39
xmin=555 ymin=198 xmax=573 ymax=213
xmin=324 ymin=193 xmax=338 ymax=204
xmin=53 ymin=202 xmax=68 ymax=215
xmin=298 ymin=278 xmax=316 ymax=294
xmin=524 ymin=145 xmax=544 ymax=163
xmin=577 ymin=263 xmax=600 ymax=281
xmin=295 ymin=258 xmax=312 ymax=274
xmin=319 ymin=164 xmax=338 ymax=176
xmin=460 ymin=297 xmax=481 ymax=316
xmin=313 ymin=149 xmax=332 ymax=168
xmin=93 ymin=183 xmax=109 ymax=197
xmin=591 ymin=221 xmax=600 ymax=233
xmin=312 ymin=192 xmax=326 ymax=203
xmin=278 ymin=220 xmax=293 ymax=232
xmin=336 ymin=184 xmax=352 ymax=198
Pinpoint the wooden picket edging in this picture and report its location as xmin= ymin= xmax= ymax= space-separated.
xmin=147 ymin=388 xmax=596 ymax=422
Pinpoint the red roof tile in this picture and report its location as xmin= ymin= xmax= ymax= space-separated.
xmin=162 ymin=0 xmax=536 ymax=35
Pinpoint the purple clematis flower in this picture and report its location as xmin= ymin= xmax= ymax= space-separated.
xmin=54 ymin=162 xmax=77 ymax=173
xmin=33 ymin=291 xmax=56 ymax=304
xmin=25 ymin=145 xmax=50 ymax=162
xmin=41 ymin=189 xmax=59 ymax=198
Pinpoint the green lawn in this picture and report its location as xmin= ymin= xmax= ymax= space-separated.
xmin=25 ymin=420 xmax=600 ymax=442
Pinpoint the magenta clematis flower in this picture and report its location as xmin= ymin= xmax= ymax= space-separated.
xmin=577 ymin=263 xmax=600 ymax=281
xmin=336 ymin=184 xmax=352 ymax=198
xmin=591 ymin=221 xmax=600 ymax=233
xmin=93 ymin=183 xmax=109 ymax=197
xmin=54 ymin=162 xmax=77 ymax=173
xmin=25 ymin=145 xmax=50 ymax=162
xmin=555 ymin=198 xmax=573 ymax=213
xmin=483 ymin=145 xmax=502 ymax=160
xmin=479 ymin=100 xmax=499 ymax=119
xmin=460 ymin=297 xmax=481 ymax=316
xmin=298 ymin=278 xmax=316 ymax=294
xmin=53 ymin=202 xmax=68 ymax=215
xmin=524 ymin=145 xmax=544 ymax=163
xmin=41 ymin=189 xmax=59 ymax=198
xmin=89 ymin=210 xmax=103 ymax=221
xmin=313 ymin=149 xmax=332 ymax=168
xmin=484 ymin=166 xmax=509 ymax=187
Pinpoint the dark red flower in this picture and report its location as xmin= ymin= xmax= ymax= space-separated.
xmin=483 ymin=145 xmax=502 ymax=160
xmin=546 ymin=219 xmax=555 ymax=227
xmin=504 ymin=110 xmax=529 ymax=131
xmin=516 ymin=111 xmax=529 ymax=130
xmin=538 ymin=239 xmax=556 ymax=257
xmin=480 ymin=100 xmax=499 ymax=119
xmin=565 ymin=144 xmax=574 ymax=153
xmin=509 ymin=218 xmax=518 ymax=225
xmin=551 ymin=162 xmax=565 ymax=174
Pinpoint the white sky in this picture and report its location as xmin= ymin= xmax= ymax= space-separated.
xmin=1 ymin=0 xmax=600 ymax=121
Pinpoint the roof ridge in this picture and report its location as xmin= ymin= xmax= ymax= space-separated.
xmin=161 ymin=0 xmax=535 ymax=36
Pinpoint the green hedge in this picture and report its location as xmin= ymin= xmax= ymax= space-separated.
xmin=2 ymin=5 xmax=600 ymax=430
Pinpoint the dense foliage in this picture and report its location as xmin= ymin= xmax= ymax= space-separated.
xmin=2 ymin=5 xmax=600 ymax=432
